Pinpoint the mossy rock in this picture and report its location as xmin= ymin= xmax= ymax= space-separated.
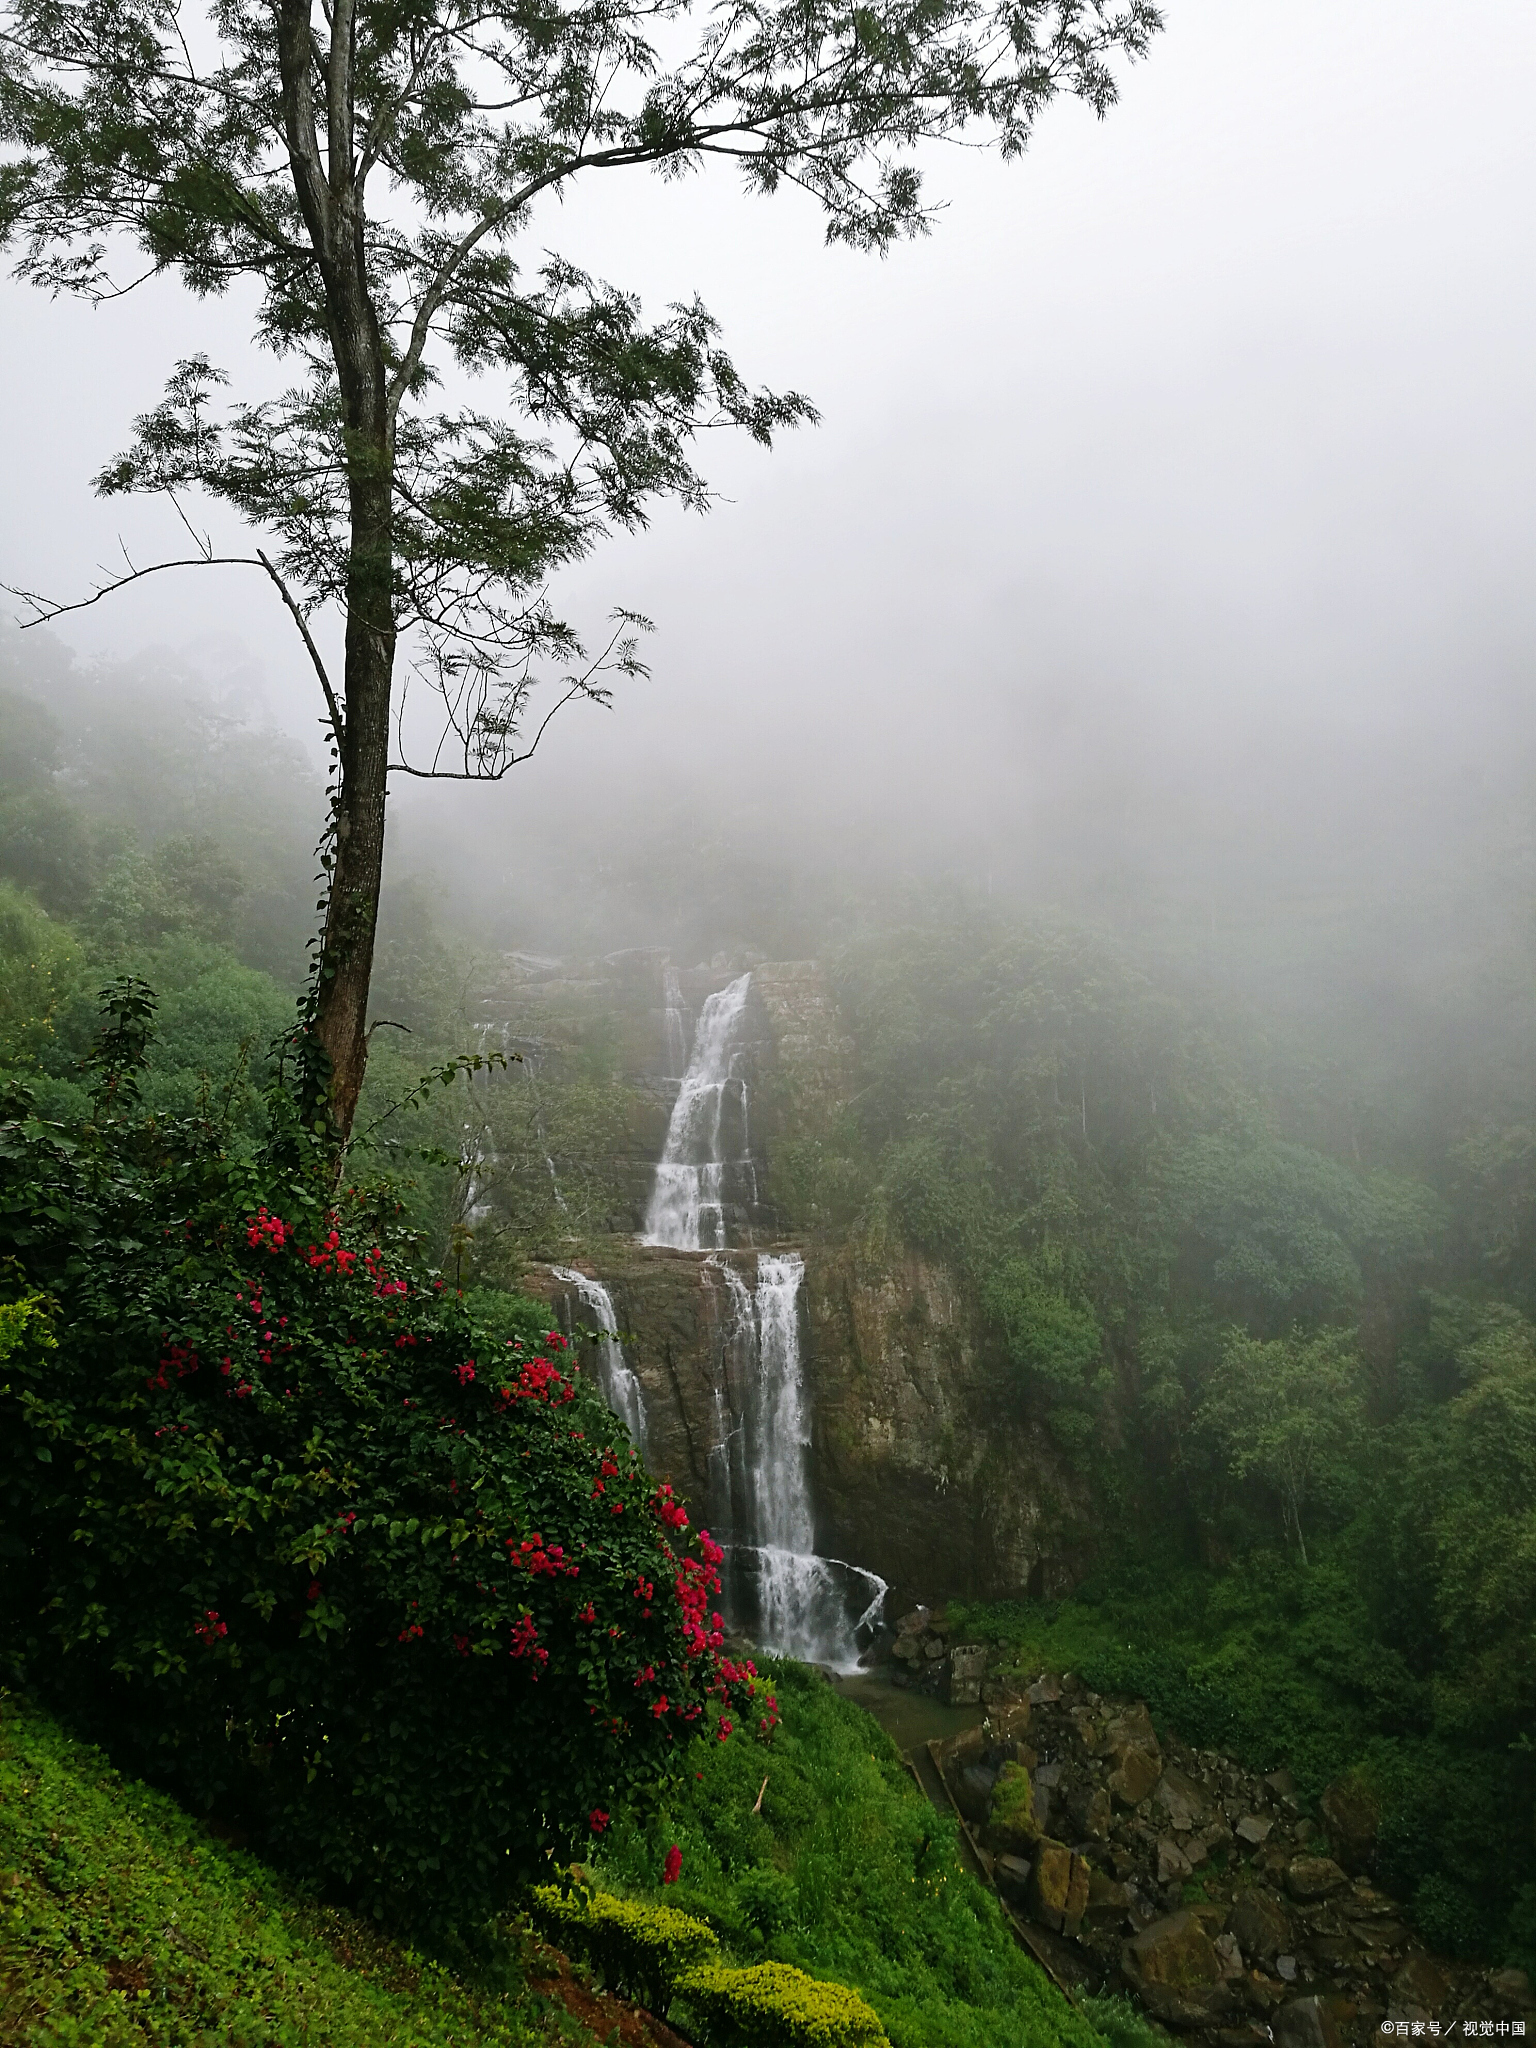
xmin=989 ymin=1760 xmax=1041 ymax=1851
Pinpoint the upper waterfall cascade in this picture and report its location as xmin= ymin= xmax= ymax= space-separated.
xmin=551 ymin=1266 xmax=648 ymax=1458
xmin=642 ymin=973 xmax=754 ymax=1250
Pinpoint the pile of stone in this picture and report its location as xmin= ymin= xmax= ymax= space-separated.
xmin=916 ymin=1651 xmax=1531 ymax=2048
xmin=889 ymin=1605 xmax=989 ymax=1701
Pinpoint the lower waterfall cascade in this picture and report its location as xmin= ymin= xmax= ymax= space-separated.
xmin=716 ymin=1250 xmax=887 ymax=1671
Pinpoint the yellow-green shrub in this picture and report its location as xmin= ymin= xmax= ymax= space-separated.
xmin=677 ymin=1958 xmax=889 ymax=2047
xmin=529 ymin=1883 xmax=718 ymax=2011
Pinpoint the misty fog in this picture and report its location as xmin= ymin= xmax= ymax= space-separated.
xmin=4 ymin=0 xmax=1534 ymax=1032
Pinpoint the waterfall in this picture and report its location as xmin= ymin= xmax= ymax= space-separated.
xmin=709 ymin=1250 xmax=888 ymax=1672
xmin=551 ymin=1267 xmax=647 ymax=1457
xmin=639 ymin=968 xmax=885 ymax=1669
xmin=643 ymin=972 xmax=752 ymax=1249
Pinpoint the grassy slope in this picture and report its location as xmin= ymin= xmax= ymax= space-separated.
xmin=0 ymin=1691 xmax=583 ymax=2048
xmin=593 ymin=1660 xmax=1147 ymax=2048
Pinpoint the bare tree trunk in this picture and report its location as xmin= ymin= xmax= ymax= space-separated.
xmin=276 ymin=0 xmax=400 ymax=1146
xmin=1285 ymin=1489 xmax=1309 ymax=1568
xmin=316 ymin=507 xmax=395 ymax=1140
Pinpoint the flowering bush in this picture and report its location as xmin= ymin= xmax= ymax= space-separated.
xmin=0 ymin=980 xmax=756 ymax=1939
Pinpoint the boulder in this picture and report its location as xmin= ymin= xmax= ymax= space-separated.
xmin=1200 ymin=1815 xmax=1236 ymax=1860
xmin=988 ymin=1761 xmax=1041 ymax=1853
xmin=892 ymin=1634 xmax=924 ymax=1665
xmin=1155 ymin=1765 xmax=1208 ymax=1834
xmin=1273 ymin=1995 xmax=1345 ymax=2048
xmin=1318 ymin=1777 xmax=1379 ymax=1875
xmin=1285 ymin=1856 xmax=1347 ymax=1903
xmin=1390 ymin=1956 xmax=1452 ymax=2015
xmin=1235 ymin=1814 xmax=1273 ymax=1846
xmin=1213 ymin=1933 xmax=1245 ymax=1982
xmin=1227 ymin=1890 xmax=1293 ymax=1969
xmin=987 ymin=1699 xmax=1033 ymax=1744
xmin=1068 ymin=1783 xmax=1113 ymax=1841
xmin=1027 ymin=1673 xmax=1063 ymax=1705
xmin=982 ymin=1675 xmax=1030 ymax=1714
xmin=1122 ymin=1910 xmax=1236 ymax=2028
xmin=1109 ymin=1745 xmax=1163 ymax=1809
xmin=955 ymin=1762 xmax=998 ymax=1826
xmin=994 ymin=1852 xmax=1033 ymax=1904
xmin=922 ymin=1636 xmax=946 ymax=1661
xmin=1306 ymin=1933 xmax=1355 ymax=1972
xmin=1158 ymin=1835 xmax=1194 ymax=1885
xmin=1100 ymin=1701 xmax=1160 ymax=1763
xmin=1488 ymin=1968 xmax=1534 ymax=2016
xmin=893 ymin=1605 xmax=931 ymax=1637
xmin=1027 ymin=1838 xmax=1091 ymax=1934
xmin=948 ymin=1642 xmax=988 ymax=1705
xmin=947 ymin=1723 xmax=989 ymax=1762
xmin=1085 ymin=1869 xmax=1131 ymax=1924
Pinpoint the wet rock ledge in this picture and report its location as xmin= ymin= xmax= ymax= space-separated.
xmin=900 ymin=1622 xmax=1532 ymax=2047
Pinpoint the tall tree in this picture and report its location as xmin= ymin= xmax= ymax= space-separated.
xmin=0 ymin=0 xmax=1162 ymax=1141
xmin=1200 ymin=1326 xmax=1364 ymax=1566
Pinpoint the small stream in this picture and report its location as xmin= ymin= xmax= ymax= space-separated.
xmin=831 ymin=1670 xmax=984 ymax=1755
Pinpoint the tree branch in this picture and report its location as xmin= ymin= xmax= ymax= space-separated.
xmin=257 ymin=550 xmax=346 ymax=749
xmin=3 ymin=549 xmax=344 ymax=752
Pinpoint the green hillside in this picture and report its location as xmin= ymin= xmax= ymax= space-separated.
xmin=0 ymin=1692 xmax=585 ymax=2047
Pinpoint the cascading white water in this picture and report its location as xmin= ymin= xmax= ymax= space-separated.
xmin=641 ymin=969 xmax=885 ymax=1668
xmin=643 ymin=973 xmax=752 ymax=1249
xmin=705 ymin=1250 xmax=887 ymax=1672
xmin=552 ymin=1267 xmax=648 ymax=1457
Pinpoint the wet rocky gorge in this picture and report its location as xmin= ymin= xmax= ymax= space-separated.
xmin=882 ymin=1610 xmax=1532 ymax=2046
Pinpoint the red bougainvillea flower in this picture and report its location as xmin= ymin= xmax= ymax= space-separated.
xmin=662 ymin=1845 xmax=682 ymax=1885
xmin=589 ymin=1809 xmax=610 ymax=1833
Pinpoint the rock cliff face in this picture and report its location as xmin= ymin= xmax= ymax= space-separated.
xmin=923 ymin=1667 xmax=1534 ymax=2045
xmin=526 ymin=1237 xmax=1092 ymax=1618
xmin=498 ymin=947 xmax=1095 ymax=1617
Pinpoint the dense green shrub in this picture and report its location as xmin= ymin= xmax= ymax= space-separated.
xmin=528 ymin=1884 xmax=719 ymax=2011
xmin=0 ymin=980 xmax=755 ymax=1940
xmin=677 ymin=1957 xmax=888 ymax=2047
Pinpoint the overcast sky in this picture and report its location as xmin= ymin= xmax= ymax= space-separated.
xmin=3 ymin=0 xmax=1534 ymax=948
